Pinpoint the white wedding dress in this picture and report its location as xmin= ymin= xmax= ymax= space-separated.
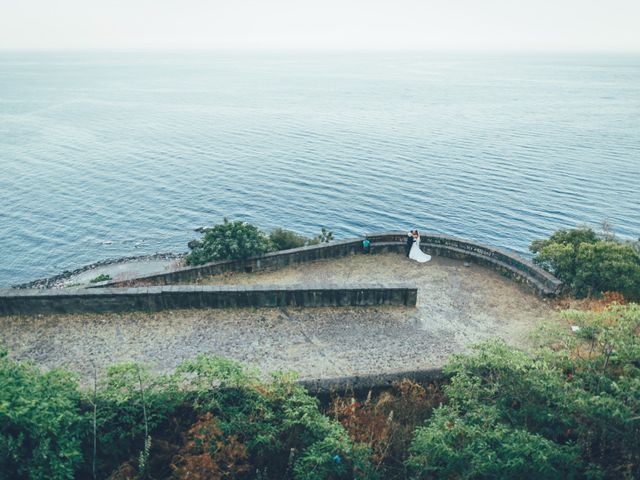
xmin=409 ymin=236 xmax=431 ymax=263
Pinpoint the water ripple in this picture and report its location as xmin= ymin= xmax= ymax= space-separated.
xmin=0 ymin=52 xmax=639 ymax=286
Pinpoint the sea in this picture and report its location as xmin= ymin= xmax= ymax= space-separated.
xmin=0 ymin=51 xmax=639 ymax=287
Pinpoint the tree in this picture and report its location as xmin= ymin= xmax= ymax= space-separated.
xmin=186 ymin=219 xmax=272 ymax=265
xmin=530 ymin=227 xmax=640 ymax=299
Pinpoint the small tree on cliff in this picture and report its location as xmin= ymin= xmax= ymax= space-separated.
xmin=186 ymin=219 xmax=272 ymax=265
xmin=530 ymin=226 xmax=640 ymax=300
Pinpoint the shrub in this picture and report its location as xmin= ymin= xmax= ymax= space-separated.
xmin=186 ymin=219 xmax=272 ymax=265
xmin=269 ymin=228 xmax=308 ymax=251
xmin=89 ymin=273 xmax=111 ymax=283
xmin=94 ymin=362 xmax=184 ymax=476
xmin=408 ymin=304 xmax=640 ymax=480
xmin=0 ymin=353 xmax=87 ymax=480
xmin=307 ymin=227 xmax=334 ymax=246
xmin=175 ymin=357 xmax=376 ymax=479
xmin=407 ymin=404 xmax=581 ymax=480
xmin=530 ymin=227 xmax=640 ymax=299
xmin=170 ymin=412 xmax=251 ymax=479
xmin=331 ymin=380 xmax=443 ymax=475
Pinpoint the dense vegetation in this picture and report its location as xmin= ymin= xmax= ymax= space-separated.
xmin=2 ymin=303 xmax=638 ymax=479
xmin=186 ymin=220 xmax=333 ymax=265
xmin=530 ymin=226 xmax=640 ymax=300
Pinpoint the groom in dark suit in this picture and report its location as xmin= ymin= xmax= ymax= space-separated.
xmin=405 ymin=230 xmax=414 ymax=257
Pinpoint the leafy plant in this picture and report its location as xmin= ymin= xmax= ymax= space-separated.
xmin=89 ymin=273 xmax=111 ymax=283
xmin=94 ymin=362 xmax=184 ymax=476
xmin=407 ymin=403 xmax=581 ymax=480
xmin=186 ymin=218 xmax=272 ymax=265
xmin=0 ymin=355 xmax=87 ymax=480
xmin=175 ymin=358 xmax=375 ymax=479
xmin=530 ymin=227 xmax=640 ymax=299
xmin=170 ymin=412 xmax=251 ymax=479
xmin=408 ymin=305 xmax=640 ymax=480
xmin=269 ymin=228 xmax=308 ymax=251
xmin=307 ymin=227 xmax=334 ymax=246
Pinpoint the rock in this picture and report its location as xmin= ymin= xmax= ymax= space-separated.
xmin=187 ymin=240 xmax=201 ymax=250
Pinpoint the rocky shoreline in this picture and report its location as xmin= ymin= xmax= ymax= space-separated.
xmin=12 ymin=252 xmax=186 ymax=289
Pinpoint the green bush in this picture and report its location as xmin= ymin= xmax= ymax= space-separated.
xmin=186 ymin=218 xmax=272 ymax=265
xmin=89 ymin=273 xmax=111 ymax=283
xmin=530 ymin=227 xmax=640 ymax=299
xmin=175 ymin=356 xmax=376 ymax=479
xmin=187 ymin=221 xmax=335 ymax=265
xmin=307 ymin=227 xmax=334 ymax=246
xmin=408 ymin=404 xmax=581 ymax=480
xmin=94 ymin=362 xmax=184 ymax=476
xmin=269 ymin=228 xmax=308 ymax=251
xmin=0 ymin=351 xmax=87 ymax=480
xmin=408 ymin=305 xmax=640 ymax=480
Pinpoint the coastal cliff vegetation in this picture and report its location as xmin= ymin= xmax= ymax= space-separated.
xmin=1 ymin=302 xmax=639 ymax=480
xmin=530 ymin=226 xmax=640 ymax=301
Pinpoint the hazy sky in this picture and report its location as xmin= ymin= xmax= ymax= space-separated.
xmin=1 ymin=0 xmax=639 ymax=52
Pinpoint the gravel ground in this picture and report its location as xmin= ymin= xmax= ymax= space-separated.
xmin=0 ymin=254 xmax=556 ymax=383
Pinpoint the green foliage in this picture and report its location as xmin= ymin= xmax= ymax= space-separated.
xmin=270 ymin=227 xmax=335 ymax=250
xmin=530 ymin=227 xmax=640 ymax=299
xmin=186 ymin=218 xmax=272 ymax=265
xmin=407 ymin=343 xmax=583 ymax=479
xmin=0 ymin=355 xmax=86 ymax=480
xmin=270 ymin=228 xmax=308 ymax=251
xmin=408 ymin=305 xmax=640 ymax=480
xmin=307 ymin=227 xmax=334 ymax=246
xmin=187 ymin=221 xmax=336 ymax=264
xmin=89 ymin=273 xmax=111 ymax=283
xmin=94 ymin=362 xmax=184 ymax=476
xmin=538 ymin=304 xmax=640 ymax=478
xmin=175 ymin=357 xmax=374 ymax=479
xmin=408 ymin=404 xmax=581 ymax=479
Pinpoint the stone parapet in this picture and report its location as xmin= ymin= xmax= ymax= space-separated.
xmin=0 ymin=284 xmax=417 ymax=316
xmin=89 ymin=232 xmax=561 ymax=297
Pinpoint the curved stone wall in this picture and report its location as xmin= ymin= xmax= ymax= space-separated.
xmin=366 ymin=232 xmax=562 ymax=296
xmin=90 ymin=231 xmax=561 ymax=297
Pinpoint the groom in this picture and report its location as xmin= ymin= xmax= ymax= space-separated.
xmin=405 ymin=230 xmax=415 ymax=257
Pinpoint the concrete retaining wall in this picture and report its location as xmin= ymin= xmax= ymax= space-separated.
xmin=299 ymin=367 xmax=446 ymax=397
xmin=0 ymin=284 xmax=417 ymax=316
xmin=91 ymin=231 xmax=561 ymax=296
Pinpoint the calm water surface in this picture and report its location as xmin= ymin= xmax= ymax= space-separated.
xmin=0 ymin=52 xmax=639 ymax=287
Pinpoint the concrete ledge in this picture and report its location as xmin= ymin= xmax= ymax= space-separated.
xmin=89 ymin=231 xmax=561 ymax=297
xmin=90 ymin=237 xmax=365 ymax=288
xmin=298 ymin=367 xmax=446 ymax=396
xmin=0 ymin=284 xmax=417 ymax=316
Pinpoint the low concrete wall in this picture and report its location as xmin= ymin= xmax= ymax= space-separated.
xmin=298 ymin=367 xmax=446 ymax=397
xmin=366 ymin=232 xmax=562 ymax=296
xmin=91 ymin=231 xmax=561 ymax=297
xmin=91 ymin=238 xmax=365 ymax=288
xmin=0 ymin=284 xmax=417 ymax=316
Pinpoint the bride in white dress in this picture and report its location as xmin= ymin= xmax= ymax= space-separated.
xmin=409 ymin=231 xmax=431 ymax=263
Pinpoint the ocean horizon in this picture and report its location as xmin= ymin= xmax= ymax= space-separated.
xmin=1 ymin=51 xmax=639 ymax=287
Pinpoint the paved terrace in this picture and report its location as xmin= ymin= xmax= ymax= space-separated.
xmin=0 ymin=254 xmax=556 ymax=383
